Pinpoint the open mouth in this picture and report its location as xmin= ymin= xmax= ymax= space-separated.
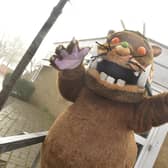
xmin=97 ymin=60 xmax=139 ymax=85
xmin=87 ymin=58 xmax=151 ymax=89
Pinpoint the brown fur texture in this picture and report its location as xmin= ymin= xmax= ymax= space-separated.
xmin=41 ymin=30 xmax=166 ymax=168
xmin=85 ymin=69 xmax=145 ymax=103
xmin=41 ymin=65 xmax=168 ymax=168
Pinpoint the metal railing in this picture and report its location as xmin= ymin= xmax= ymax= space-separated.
xmin=0 ymin=131 xmax=47 ymax=154
xmin=0 ymin=131 xmax=47 ymax=168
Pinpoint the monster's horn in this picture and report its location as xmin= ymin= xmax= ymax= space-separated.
xmin=120 ymin=20 xmax=126 ymax=30
xmin=143 ymin=22 xmax=146 ymax=36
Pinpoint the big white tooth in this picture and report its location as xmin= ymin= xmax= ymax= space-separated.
xmin=137 ymin=64 xmax=152 ymax=87
xmin=116 ymin=79 xmax=126 ymax=86
xmin=100 ymin=72 xmax=108 ymax=80
xmin=97 ymin=57 xmax=103 ymax=62
xmin=134 ymin=72 xmax=140 ymax=77
xmin=90 ymin=60 xmax=98 ymax=69
xmin=106 ymin=76 xmax=115 ymax=84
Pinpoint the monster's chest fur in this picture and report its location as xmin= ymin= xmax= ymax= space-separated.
xmin=44 ymin=88 xmax=137 ymax=167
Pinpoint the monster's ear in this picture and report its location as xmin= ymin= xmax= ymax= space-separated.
xmin=107 ymin=30 xmax=115 ymax=42
xmin=152 ymin=45 xmax=162 ymax=57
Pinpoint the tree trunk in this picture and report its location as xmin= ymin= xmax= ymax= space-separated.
xmin=0 ymin=0 xmax=69 ymax=110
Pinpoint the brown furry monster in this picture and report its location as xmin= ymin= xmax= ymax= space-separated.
xmin=41 ymin=30 xmax=167 ymax=168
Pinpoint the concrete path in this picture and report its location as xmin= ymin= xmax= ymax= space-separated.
xmin=0 ymin=97 xmax=54 ymax=168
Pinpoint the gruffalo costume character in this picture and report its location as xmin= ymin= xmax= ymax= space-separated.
xmin=41 ymin=30 xmax=167 ymax=168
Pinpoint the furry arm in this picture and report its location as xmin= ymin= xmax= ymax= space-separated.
xmin=58 ymin=65 xmax=85 ymax=102
xmin=128 ymin=93 xmax=168 ymax=133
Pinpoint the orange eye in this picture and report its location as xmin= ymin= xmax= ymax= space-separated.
xmin=137 ymin=46 xmax=147 ymax=56
xmin=111 ymin=37 xmax=120 ymax=44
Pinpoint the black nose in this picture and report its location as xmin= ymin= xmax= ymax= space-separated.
xmin=97 ymin=60 xmax=138 ymax=84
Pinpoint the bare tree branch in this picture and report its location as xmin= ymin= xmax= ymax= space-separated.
xmin=0 ymin=0 xmax=69 ymax=110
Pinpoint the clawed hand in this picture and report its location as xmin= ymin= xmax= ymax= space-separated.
xmin=50 ymin=38 xmax=90 ymax=70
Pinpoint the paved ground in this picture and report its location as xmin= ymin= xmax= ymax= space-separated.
xmin=0 ymin=97 xmax=54 ymax=168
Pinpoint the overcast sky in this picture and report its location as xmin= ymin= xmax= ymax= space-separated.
xmin=0 ymin=0 xmax=168 ymax=60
